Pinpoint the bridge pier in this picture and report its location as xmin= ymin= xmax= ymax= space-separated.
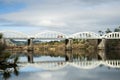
xmin=97 ymin=38 xmax=107 ymax=60
xmin=98 ymin=39 xmax=106 ymax=50
xmin=28 ymin=38 xmax=34 ymax=47
xmin=27 ymin=38 xmax=34 ymax=63
xmin=65 ymin=50 xmax=73 ymax=62
xmin=97 ymin=50 xmax=106 ymax=60
xmin=27 ymin=52 xmax=34 ymax=63
xmin=65 ymin=38 xmax=73 ymax=62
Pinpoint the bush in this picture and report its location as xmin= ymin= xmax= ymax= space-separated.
xmin=0 ymin=33 xmax=3 ymax=39
xmin=0 ymin=51 xmax=11 ymax=62
xmin=0 ymin=44 xmax=6 ymax=52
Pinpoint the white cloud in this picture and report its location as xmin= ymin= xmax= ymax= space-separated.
xmin=0 ymin=0 xmax=120 ymax=33
xmin=10 ymin=65 xmax=120 ymax=80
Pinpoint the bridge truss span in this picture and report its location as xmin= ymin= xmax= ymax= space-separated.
xmin=34 ymin=30 xmax=68 ymax=39
xmin=69 ymin=32 xmax=101 ymax=39
xmin=102 ymin=32 xmax=120 ymax=39
xmin=0 ymin=30 xmax=29 ymax=39
xmin=0 ymin=30 xmax=120 ymax=39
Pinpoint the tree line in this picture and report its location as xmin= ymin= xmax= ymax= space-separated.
xmin=98 ymin=26 xmax=120 ymax=36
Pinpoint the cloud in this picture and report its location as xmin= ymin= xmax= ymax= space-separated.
xmin=0 ymin=0 xmax=120 ymax=33
xmin=10 ymin=65 xmax=120 ymax=80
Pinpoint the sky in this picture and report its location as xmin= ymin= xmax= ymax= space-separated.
xmin=0 ymin=0 xmax=120 ymax=34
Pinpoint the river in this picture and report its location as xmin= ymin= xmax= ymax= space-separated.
xmin=0 ymin=49 xmax=120 ymax=80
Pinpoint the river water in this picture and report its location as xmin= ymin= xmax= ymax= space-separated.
xmin=0 ymin=49 xmax=120 ymax=80
xmin=0 ymin=62 xmax=120 ymax=80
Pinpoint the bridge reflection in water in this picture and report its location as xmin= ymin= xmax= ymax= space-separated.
xmin=1 ymin=60 xmax=120 ymax=80
xmin=16 ymin=48 xmax=120 ymax=70
xmin=1 ymin=50 xmax=120 ymax=80
xmin=18 ymin=60 xmax=120 ymax=70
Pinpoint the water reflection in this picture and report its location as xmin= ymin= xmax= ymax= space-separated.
xmin=7 ymin=49 xmax=120 ymax=62
xmin=0 ymin=65 xmax=19 ymax=80
xmin=72 ymin=49 xmax=120 ymax=60
xmin=97 ymin=50 xmax=106 ymax=60
xmin=1 ymin=64 xmax=120 ymax=80
xmin=106 ymin=50 xmax=120 ymax=60
xmin=1 ymin=48 xmax=120 ymax=80
xmin=72 ymin=49 xmax=98 ymax=61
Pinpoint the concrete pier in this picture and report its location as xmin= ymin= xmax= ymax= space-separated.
xmin=97 ymin=50 xmax=106 ymax=60
xmin=27 ymin=38 xmax=34 ymax=63
xmin=65 ymin=38 xmax=73 ymax=62
xmin=98 ymin=39 xmax=106 ymax=50
xmin=27 ymin=52 xmax=34 ymax=63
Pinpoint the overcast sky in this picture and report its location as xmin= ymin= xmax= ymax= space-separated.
xmin=0 ymin=0 xmax=120 ymax=34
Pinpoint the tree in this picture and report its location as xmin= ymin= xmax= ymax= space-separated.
xmin=98 ymin=30 xmax=104 ymax=36
xmin=105 ymin=28 xmax=112 ymax=33
xmin=0 ymin=33 xmax=3 ymax=39
xmin=0 ymin=33 xmax=4 ymax=52
xmin=0 ymin=33 xmax=10 ymax=62
xmin=114 ymin=26 xmax=120 ymax=32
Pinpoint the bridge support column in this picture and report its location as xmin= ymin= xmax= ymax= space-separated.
xmin=98 ymin=39 xmax=106 ymax=50
xmin=27 ymin=52 xmax=34 ymax=63
xmin=65 ymin=50 xmax=73 ymax=62
xmin=28 ymin=38 xmax=34 ymax=47
xmin=27 ymin=38 xmax=34 ymax=63
xmin=97 ymin=38 xmax=107 ymax=60
xmin=97 ymin=50 xmax=106 ymax=60
xmin=65 ymin=38 xmax=73 ymax=62
xmin=97 ymin=39 xmax=102 ymax=46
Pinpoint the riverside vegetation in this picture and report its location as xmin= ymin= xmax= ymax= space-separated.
xmin=0 ymin=33 xmax=18 ymax=74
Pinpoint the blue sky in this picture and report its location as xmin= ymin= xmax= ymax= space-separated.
xmin=0 ymin=1 xmax=25 ymax=14
xmin=0 ymin=0 xmax=120 ymax=34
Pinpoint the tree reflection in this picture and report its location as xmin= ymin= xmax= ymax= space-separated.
xmin=14 ymin=67 xmax=19 ymax=76
xmin=3 ymin=71 xmax=11 ymax=80
xmin=1 ymin=66 xmax=19 ymax=80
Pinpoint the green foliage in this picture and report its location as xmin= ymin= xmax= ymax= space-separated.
xmin=80 ymin=39 xmax=86 ymax=44
xmin=86 ymin=45 xmax=94 ymax=53
xmin=3 ymin=71 xmax=11 ymax=80
xmin=0 ymin=33 xmax=11 ymax=61
xmin=0 ymin=44 xmax=6 ymax=52
xmin=14 ymin=55 xmax=19 ymax=63
xmin=98 ymin=30 xmax=104 ymax=36
xmin=114 ymin=26 xmax=120 ymax=32
xmin=0 ymin=51 xmax=11 ymax=61
xmin=98 ymin=26 xmax=120 ymax=34
xmin=107 ymin=39 xmax=120 ymax=49
xmin=73 ymin=39 xmax=79 ymax=44
xmin=105 ymin=28 xmax=112 ymax=33
xmin=0 ymin=33 xmax=3 ymax=39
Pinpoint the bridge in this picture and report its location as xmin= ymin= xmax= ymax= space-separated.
xmin=19 ymin=60 xmax=120 ymax=70
xmin=0 ymin=30 xmax=119 ymax=52
xmin=0 ymin=30 xmax=120 ymax=39
xmin=1 ymin=30 xmax=120 ymax=48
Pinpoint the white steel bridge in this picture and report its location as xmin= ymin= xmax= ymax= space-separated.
xmin=0 ymin=30 xmax=120 ymax=39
